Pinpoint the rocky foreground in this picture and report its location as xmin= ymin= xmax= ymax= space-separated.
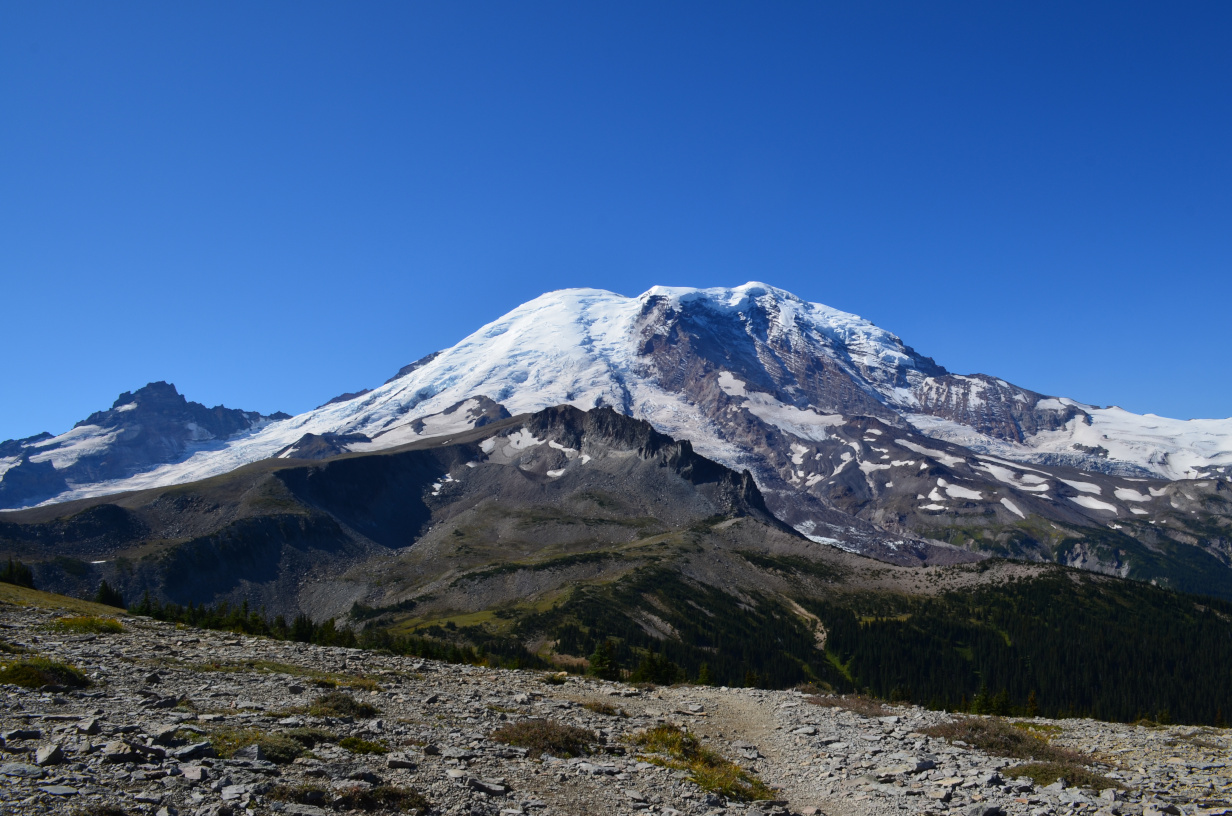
xmin=1 ymin=603 xmax=1230 ymax=816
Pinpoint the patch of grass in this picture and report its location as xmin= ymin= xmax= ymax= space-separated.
xmin=339 ymin=736 xmax=389 ymax=754
xmin=922 ymin=717 xmax=1090 ymax=765
xmin=581 ymin=700 xmax=625 ymax=717
xmin=805 ymin=694 xmax=892 ymax=718
xmin=281 ymin=727 xmax=337 ymax=748
xmin=541 ymin=671 xmax=568 ymax=685
xmin=0 ymin=656 xmax=91 ymax=689
xmin=333 ymin=785 xmax=431 ymax=814
xmin=308 ymin=691 xmax=380 ymax=718
xmin=206 ymin=727 xmax=304 ymax=764
xmin=1006 ymin=762 xmax=1121 ymax=791
xmin=0 ymin=638 xmax=29 ymax=655
xmin=268 ymin=783 xmax=329 ymax=805
xmin=489 ymin=718 xmax=597 ymax=758
xmin=345 ymin=676 xmax=382 ymax=692
xmin=0 ymin=582 xmax=121 ymax=616
xmin=1013 ymin=722 xmax=1063 ymax=736
xmin=44 ymin=615 xmax=124 ymax=634
xmin=71 ymin=807 xmax=131 ymax=816
xmin=631 ymin=724 xmax=776 ymax=802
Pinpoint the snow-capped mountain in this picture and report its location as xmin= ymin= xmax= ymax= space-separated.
xmin=3 ymin=283 xmax=1230 ymax=585
xmin=0 ymin=382 xmax=288 ymax=509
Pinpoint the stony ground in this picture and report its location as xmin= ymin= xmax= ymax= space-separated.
xmin=2 ymin=604 xmax=1230 ymax=816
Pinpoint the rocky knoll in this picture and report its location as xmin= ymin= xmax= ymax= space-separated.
xmin=2 ymin=596 xmax=1230 ymax=816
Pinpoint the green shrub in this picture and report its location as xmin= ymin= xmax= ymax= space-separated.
xmin=308 ymin=691 xmax=380 ymax=718
xmin=489 ymin=718 xmax=596 ymax=758
xmin=281 ymin=727 xmax=337 ymax=748
xmin=541 ymin=671 xmax=567 ymax=685
xmin=207 ymin=728 xmax=304 ymax=764
xmin=333 ymin=785 xmax=430 ymax=814
xmin=45 ymin=615 xmax=124 ymax=635
xmin=581 ymin=700 xmax=625 ymax=717
xmin=0 ymin=657 xmax=91 ymax=689
xmin=339 ymin=736 xmax=389 ymax=755
xmin=0 ymin=638 xmax=29 ymax=655
xmin=922 ymin=717 xmax=1090 ymax=764
xmin=805 ymin=694 xmax=892 ymax=717
xmin=1007 ymin=762 xmax=1120 ymax=791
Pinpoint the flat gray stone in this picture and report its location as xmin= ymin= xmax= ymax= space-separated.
xmin=39 ymin=785 xmax=78 ymax=796
xmin=0 ymin=762 xmax=44 ymax=778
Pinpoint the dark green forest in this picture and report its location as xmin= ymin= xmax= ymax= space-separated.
xmin=105 ymin=558 xmax=1232 ymax=727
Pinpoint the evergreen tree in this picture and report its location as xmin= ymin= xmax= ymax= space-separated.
xmin=588 ymin=639 xmax=621 ymax=681
xmin=697 ymin=662 xmax=713 ymax=686
xmin=0 ymin=557 xmax=35 ymax=589
xmin=93 ymin=580 xmax=124 ymax=609
xmin=629 ymin=651 xmax=683 ymax=685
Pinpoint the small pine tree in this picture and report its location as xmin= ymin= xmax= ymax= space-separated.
xmin=629 ymin=652 xmax=683 ymax=685
xmin=1026 ymin=690 xmax=1039 ymax=717
xmin=744 ymin=669 xmax=762 ymax=689
xmin=93 ymin=580 xmax=124 ymax=609
xmin=588 ymin=639 xmax=621 ymax=681
xmin=696 ymin=662 xmax=713 ymax=686
xmin=291 ymin=614 xmax=315 ymax=643
xmin=0 ymin=557 xmax=35 ymax=589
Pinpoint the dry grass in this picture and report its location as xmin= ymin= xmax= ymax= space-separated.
xmin=0 ymin=582 xmax=121 ymax=616
xmin=270 ymin=783 xmax=430 ymax=814
xmin=489 ymin=718 xmax=597 ymax=758
xmin=631 ymin=724 xmax=776 ymax=802
xmin=805 ymin=694 xmax=893 ymax=718
xmin=281 ymin=727 xmax=337 ymax=748
xmin=307 ymin=691 xmax=380 ymax=718
xmin=922 ymin=717 xmax=1090 ymax=765
xmin=0 ymin=656 xmax=91 ymax=689
xmin=333 ymin=785 xmax=430 ymax=814
xmin=1007 ymin=762 xmax=1121 ymax=791
xmin=581 ymin=700 xmax=625 ymax=717
xmin=0 ymin=638 xmax=29 ymax=655
xmin=206 ymin=727 xmax=304 ymax=764
xmin=43 ymin=615 xmax=124 ymax=635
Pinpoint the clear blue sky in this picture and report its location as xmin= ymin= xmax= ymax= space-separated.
xmin=2 ymin=2 xmax=1230 ymax=441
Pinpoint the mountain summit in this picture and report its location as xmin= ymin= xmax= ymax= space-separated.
xmin=3 ymin=283 xmax=1230 ymax=592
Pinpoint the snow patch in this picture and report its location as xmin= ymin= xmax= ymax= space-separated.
xmin=1000 ymin=497 xmax=1026 ymax=518
xmin=1069 ymin=495 xmax=1118 ymax=513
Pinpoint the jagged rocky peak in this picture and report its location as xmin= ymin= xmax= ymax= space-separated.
xmin=0 ymin=381 xmax=288 ymax=510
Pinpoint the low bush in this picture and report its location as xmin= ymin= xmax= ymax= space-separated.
xmin=339 ymin=736 xmax=389 ymax=754
xmin=1006 ymin=762 xmax=1120 ymax=791
xmin=308 ymin=691 xmax=380 ymax=718
xmin=281 ymin=727 xmax=337 ymax=748
xmin=541 ymin=672 xmax=567 ymax=685
xmin=805 ymin=694 xmax=892 ymax=718
xmin=207 ymin=728 xmax=304 ymax=764
xmin=581 ymin=700 xmax=625 ymax=717
xmin=45 ymin=616 xmax=124 ymax=635
xmin=631 ymin=724 xmax=775 ymax=802
xmin=0 ymin=638 xmax=28 ymax=655
xmin=489 ymin=718 xmax=597 ymax=758
xmin=922 ymin=717 xmax=1090 ymax=764
xmin=0 ymin=657 xmax=91 ymax=689
xmin=333 ymin=785 xmax=430 ymax=814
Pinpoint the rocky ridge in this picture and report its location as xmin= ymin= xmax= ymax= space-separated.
xmin=2 ymin=600 xmax=1230 ymax=816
